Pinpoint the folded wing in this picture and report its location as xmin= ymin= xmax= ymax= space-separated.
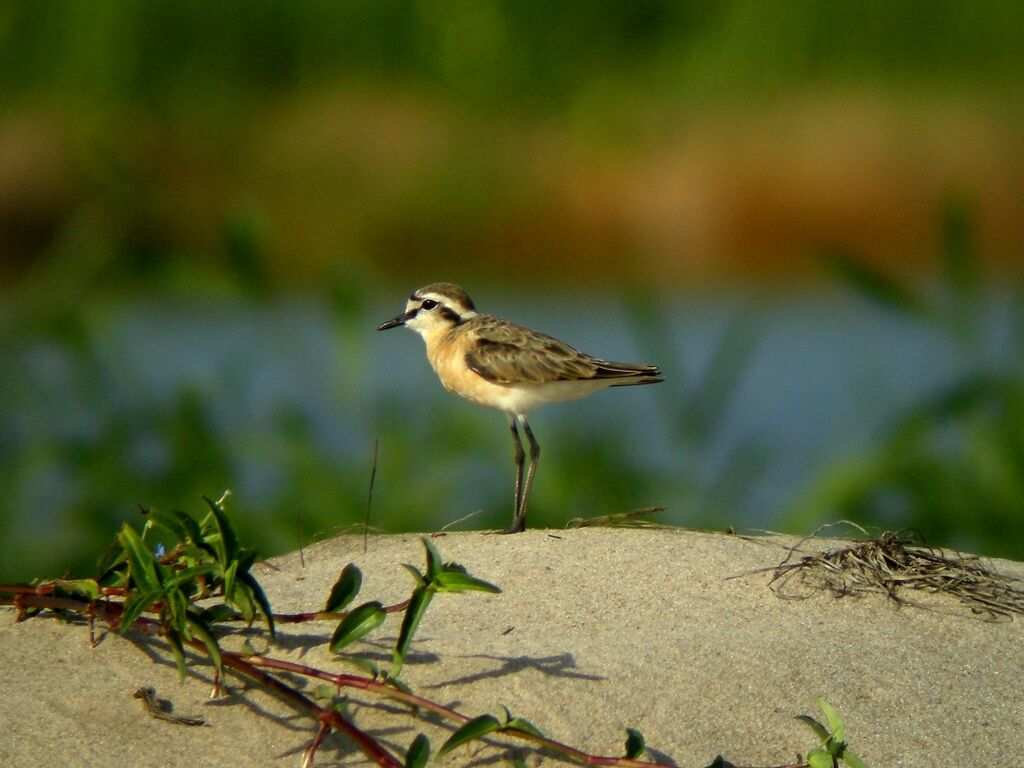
xmin=465 ymin=318 xmax=661 ymax=386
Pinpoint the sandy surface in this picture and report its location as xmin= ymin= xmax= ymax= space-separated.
xmin=2 ymin=528 xmax=1023 ymax=767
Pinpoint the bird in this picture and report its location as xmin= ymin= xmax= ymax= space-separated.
xmin=377 ymin=282 xmax=662 ymax=533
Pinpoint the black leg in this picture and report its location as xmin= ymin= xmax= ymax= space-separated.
xmin=521 ymin=418 xmax=541 ymax=528
xmin=510 ymin=417 xmax=540 ymax=533
xmin=499 ymin=414 xmax=537 ymax=534
xmin=508 ymin=414 xmax=525 ymax=525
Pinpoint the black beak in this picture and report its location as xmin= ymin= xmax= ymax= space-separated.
xmin=377 ymin=310 xmax=413 ymax=331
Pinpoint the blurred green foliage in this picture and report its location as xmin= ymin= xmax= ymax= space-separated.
xmin=2 ymin=0 xmax=1021 ymax=287
xmin=3 ymin=200 xmax=1022 ymax=582
xmin=1 ymin=2 xmax=1022 ymax=581
xmin=3 ymin=1 xmax=1022 ymax=106
xmin=788 ymin=198 xmax=1024 ymax=559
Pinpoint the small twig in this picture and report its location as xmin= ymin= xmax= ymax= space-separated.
xmin=566 ymin=506 xmax=667 ymax=528
xmin=437 ymin=509 xmax=482 ymax=533
xmin=133 ymin=687 xmax=206 ymax=727
xmin=303 ymin=722 xmax=332 ymax=768
xmin=364 ymin=439 xmax=379 ymax=555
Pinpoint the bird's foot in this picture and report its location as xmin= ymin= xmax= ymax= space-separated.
xmin=484 ymin=521 xmax=526 ymax=535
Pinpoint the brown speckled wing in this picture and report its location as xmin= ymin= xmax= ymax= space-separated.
xmin=464 ymin=315 xmax=660 ymax=385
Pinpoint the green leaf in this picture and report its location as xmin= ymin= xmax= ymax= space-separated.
xmin=432 ymin=570 xmax=501 ymax=594
xmin=143 ymin=507 xmax=189 ymax=545
xmin=187 ymin=611 xmax=224 ymax=686
xmin=807 ymin=747 xmax=835 ymax=768
xmin=341 ymin=655 xmax=380 ymax=678
xmin=238 ymin=570 xmax=275 ymax=637
xmin=796 ymin=714 xmax=831 ymax=743
xmin=391 ymin=585 xmax=433 ymax=679
xmin=165 ymin=628 xmax=187 ymax=680
xmin=118 ymin=589 xmax=162 ymax=633
xmin=842 ymin=747 xmax=871 ymax=768
xmin=147 ymin=506 xmax=205 ymax=548
xmin=384 ymin=674 xmax=415 ymax=696
xmin=325 ymin=564 xmax=363 ymax=613
xmin=404 ymin=734 xmax=430 ymax=768
xmin=171 ymin=507 xmax=204 ymax=545
xmin=229 ymin=576 xmax=256 ymax=622
xmin=816 ymin=698 xmax=845 ymax=744
xmin=401 ymin=563 xmax=426 ymax=586
xmin=165 ymin=587 xmax=190 ymax=634
xmin=118 ymin=524 xmax=162 ymax=593
xmin=222 ymin=558 xmax=239 ymax=602
xmin=422 ymin=537 xmax=444 ymax=581
xmin=165 ymin=564 xmax=220 ymax=591
xmin=198 ymin=604 xmax=242 ymax=624
xmin=236 ymin=548 xmax=259 ymax=571
xmin=504 ymin=716 xmax=544 ymax=738
xmin=203 ymin=495 xmax=238 ymax=564
xmin=52 ymin=579 xmax=100 ymax=600
xmin=311 ymin=683 xmax=339 ymax=702
xmin=329 ymin=695 xmax=351 ymax=715
xmin=624 ymin=727 xmax=645 ymax=759
xmin=330 ymin=601 xmax=386 ymax=652
xmin=94 ymin=534 xmax=129 ymax=583
xmin=497 ymin=704 xmax=543 ymax=735
xmin=438 ymin=715 xmax=502 ymax=756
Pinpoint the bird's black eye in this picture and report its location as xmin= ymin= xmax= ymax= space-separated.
xmin=421 ymin=299 xmax=438 ymax=310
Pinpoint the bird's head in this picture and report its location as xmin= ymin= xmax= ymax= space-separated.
xmin=377 ymin=282 xmax=478 ymax=340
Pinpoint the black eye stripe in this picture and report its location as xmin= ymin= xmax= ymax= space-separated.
xmin=408 ymin=297 xmax=462 ymax=324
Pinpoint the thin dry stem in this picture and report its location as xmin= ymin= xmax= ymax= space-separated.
xmin=764 ymin=527 xmax=1024 ymax=620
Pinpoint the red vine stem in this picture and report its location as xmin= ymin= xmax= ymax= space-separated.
xmin=1 ymin=593 xmax=400 ymax=768
xmin=241 ymin=655 xmax=690 ymax=768
xmin=269 ymin=597 xmax=410 ymax=623
xmin=1 ymin=591 xmax=807 ymax=768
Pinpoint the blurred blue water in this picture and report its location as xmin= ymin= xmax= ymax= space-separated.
xmin=3 ymin=287 xmax=1018 ymax=544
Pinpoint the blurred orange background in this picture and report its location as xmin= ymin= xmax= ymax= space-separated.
xmin=2 ymin=2 xmax=1023 ymax=580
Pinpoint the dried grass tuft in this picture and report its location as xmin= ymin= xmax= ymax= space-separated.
xmin=766 ymin=523 xmax=1024 ymax=621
